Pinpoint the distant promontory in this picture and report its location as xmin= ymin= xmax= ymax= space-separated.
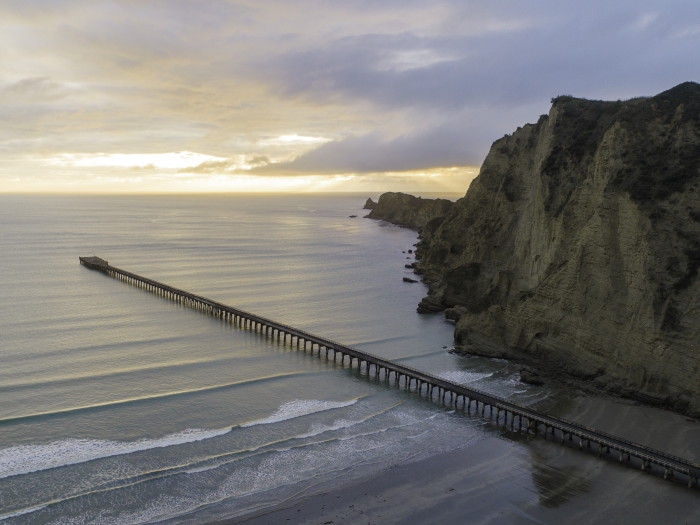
xmin=367 ymin=82 xmax=700 ymax=416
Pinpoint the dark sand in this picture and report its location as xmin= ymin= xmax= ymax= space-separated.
xmin=227 ymin=394 xmax=700 ymax=524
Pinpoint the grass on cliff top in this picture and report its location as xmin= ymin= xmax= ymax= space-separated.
xmin=543 ymin=82 xmax=699 ymax=212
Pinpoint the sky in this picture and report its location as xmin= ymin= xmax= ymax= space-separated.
xmin=1 ymin=1 xmax=698 ymax=194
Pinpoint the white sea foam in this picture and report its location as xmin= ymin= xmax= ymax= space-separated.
xmin=185 ymin=464 xmax=220 ymax=475
xmin=241 ymin=399 xmax=358 ymax=428
xmin=0 ymin=505 xmax=48 ymax=521
xmin=297 ymin=418 xmax=359 ymax=439
xmin=0 ymin=427 xmax=231 ymax=479
xmin=438 ymin=370 xmax=493 ymax=385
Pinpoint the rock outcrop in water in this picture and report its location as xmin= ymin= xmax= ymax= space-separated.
xmin=371 ymin=82 xmax=700 ymax=416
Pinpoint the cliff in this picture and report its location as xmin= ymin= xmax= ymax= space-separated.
xmin=365 ymin=192 xmax=454 ymax=231
xmin=385 ymin=82 xmax=700 ymax=415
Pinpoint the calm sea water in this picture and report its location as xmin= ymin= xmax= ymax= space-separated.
xmin=0 ymin=194 xmax=547 ymax=523
xmin=1 ymin=194 xmax=697 ymax=524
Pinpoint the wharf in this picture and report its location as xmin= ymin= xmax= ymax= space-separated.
xmin=80 ymin=256 xmax=700 ymax=489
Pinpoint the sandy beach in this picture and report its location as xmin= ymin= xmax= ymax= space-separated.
xmin=229 ymin=393 xmax=700 ymax=524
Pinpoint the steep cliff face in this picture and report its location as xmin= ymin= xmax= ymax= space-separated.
xmin=415 ymin=82 xmax=700 ymax=415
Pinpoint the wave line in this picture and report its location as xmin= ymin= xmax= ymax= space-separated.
xmin=0 ymin=371 xmax=317 ymax=425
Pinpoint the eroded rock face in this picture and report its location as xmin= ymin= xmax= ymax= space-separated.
xmin=414 ymin=82 xmax=700 ymax=415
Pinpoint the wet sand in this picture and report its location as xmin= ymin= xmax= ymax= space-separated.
xmin=229 ymin=438 xmax=532 ymax=524
xmin=228 ymin=392 xmax=700 ymax=524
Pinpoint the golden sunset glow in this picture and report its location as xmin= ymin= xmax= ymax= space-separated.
xmin=0 ymin=2 xmax=695 ymax=194
xmin=46 ymin=152 xmax=228 ymax=170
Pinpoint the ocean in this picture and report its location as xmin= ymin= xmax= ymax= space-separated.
xmin=1 ymin=194 xmax=698 ymax=524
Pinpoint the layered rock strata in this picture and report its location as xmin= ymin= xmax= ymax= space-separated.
xmin=373 ymin=83 xmax=700 ymax=416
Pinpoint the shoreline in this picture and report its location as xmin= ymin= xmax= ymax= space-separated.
xmin=224 ymin=393 xmax=700 ymax=524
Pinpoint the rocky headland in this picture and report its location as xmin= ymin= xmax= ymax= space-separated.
xmin=367 ymin=82 xmax=700 ymax=416
xmin=364 ymin=193 xmax=454 ymax=231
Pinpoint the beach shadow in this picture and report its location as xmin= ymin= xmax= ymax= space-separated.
xmin=529 ymin=449 xmax=593 ymax=508
xmin=494 ymin=425 xmax=593 ymax=508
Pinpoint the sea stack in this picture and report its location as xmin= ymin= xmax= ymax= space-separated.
xmin=374 ymin=82 xmax=700 ymax=416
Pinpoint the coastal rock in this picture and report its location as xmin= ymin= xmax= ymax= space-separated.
xmin=384 ymin=82 xmax=700 ymax=416
xmin=365 ymin=192 xmax=454 ymax=231
xmin=519 ymin=367 xmax=545 ymax=386
xmin=363 ymin=197 xmax=377 ymax=210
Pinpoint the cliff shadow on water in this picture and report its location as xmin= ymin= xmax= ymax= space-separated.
xmin=365 ymin=82 xmax=700 ymax=418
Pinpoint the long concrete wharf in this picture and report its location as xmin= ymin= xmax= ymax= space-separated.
xmin=80 ymin=256 xmax=699 ymax=489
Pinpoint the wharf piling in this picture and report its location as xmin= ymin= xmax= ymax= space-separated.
xmin=79 ymin=256 xmax=700 ymax=490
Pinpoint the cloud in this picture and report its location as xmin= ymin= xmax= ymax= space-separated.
xmin=256 ymin=120 xmax=489 ymax=175
xmin=181 ymin=155 xmax=271 ymax=174
xmin=0 ymin=77 xmax=75 ymax=101
xmin=255 ymin=2 xmax=699 ymax=112
xmin=0 ymin=0 xmax=698 ymax=192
